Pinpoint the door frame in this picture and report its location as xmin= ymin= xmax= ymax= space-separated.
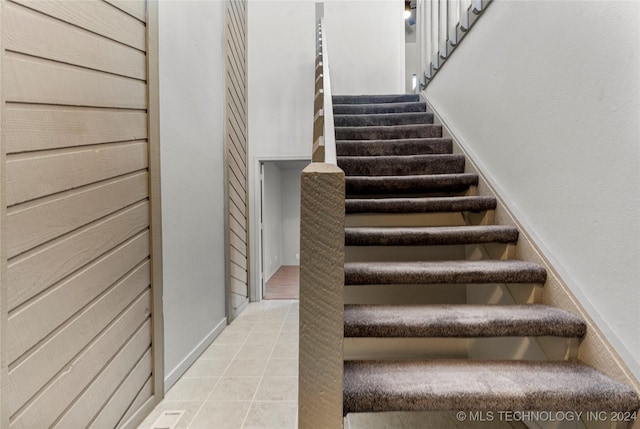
xmin=251 ymin=157 xmax=310 ymax=302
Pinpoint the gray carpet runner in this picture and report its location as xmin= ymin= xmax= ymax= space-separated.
xmin=334 ymin=93 xmax=640 ymax=416
xmin=344 ymin=361 xmax=640 ymax=414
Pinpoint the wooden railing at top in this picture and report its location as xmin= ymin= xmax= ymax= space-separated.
xmin=312 ymin=18 xmax=337 ymax=164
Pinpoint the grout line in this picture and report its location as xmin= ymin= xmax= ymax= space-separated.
xmin=239 ymin=300 xmax=295 ymax=429
xmin=185 ymin=302 xmax=268 ymax=429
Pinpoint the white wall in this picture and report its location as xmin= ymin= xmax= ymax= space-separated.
xmin=159 ymin=0 xmax=227 ymax=389
xmin=405 ymin=41 xmax=417 ymax=93
xmin=281 ymin=168 xmax=302 ymax=266
xmin=324 ymin=1 xmax=405 ymax=95
xmin=262 ymin=162 xmax=283 ymax=282
xmin=425 ymin=1 xmax=640 ymax=377
xmin=247 ymin=0 xmax=315 ymax=298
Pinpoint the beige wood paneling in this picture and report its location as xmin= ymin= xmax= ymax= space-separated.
xmin=225 ymin=0 xmax=249 ymax=317
xmin=104 ymin=0 xmax=147 ymax=23
xmin=3 ymin=106 xmax=147 ymax=154
xmin=88 ymin=348 xmax=152 ymax=429
xmin=7 ymin=232 xmax=150 ymax=363
xmin=118 ymin=377 xmax=153 ymax=428
xmin=5 ymin=2 xmax=146 ymax=80
xmin=7 ymin=263 xmax=150 ymax=414
xmin=4 ymin=54 xmax=147 ymax=109
xmin=2 ymin=0 xmax=158 ymax=426
xmin=7 ymin=202 xmax=149 ymax=310
xmin=9 ymin=292 xmax=151 ymax=428
xmin=10 ymin=0 xmax=146 ymax=51
xmin=7 ymin=172 xmax=148 ymax=258
xmin=7 ymin=141 xmax=148 ymax=205
xmin=53 ymin=333 xmax=151 ymax=429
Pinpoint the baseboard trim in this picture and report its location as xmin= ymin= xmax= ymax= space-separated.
xmin=163 ymin=317 xmax=227 ymax=392
xmin=422 ymin=96 xmax=640 ymax=397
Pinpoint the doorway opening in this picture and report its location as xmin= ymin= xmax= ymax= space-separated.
xmin=259 ymin=160 xmax=309 ymax=300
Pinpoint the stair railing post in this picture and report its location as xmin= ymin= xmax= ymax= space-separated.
xmin=300 ymin=8 xmax=345 ymax=428
xmin=299 ymin=163 xmax=344 ymax=429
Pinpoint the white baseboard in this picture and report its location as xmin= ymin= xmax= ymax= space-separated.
xmin=163 ymin=317 xmax=227 ymax=392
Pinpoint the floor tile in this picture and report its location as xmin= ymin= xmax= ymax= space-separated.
xmin=201 ymin=343 xmax=242 ymax=360
xmin=265 ymin=358 xmax=298 ymax=377
xmin=237 ymin=343 xmax=275 ymax=360
xmin=164 ymin=377 xmax=219 ymax=401
xmin=188 ymin=401 xmax=251 ymax=429
xmin=224 ymin=358 xmax=269 ymax=377
xmin=242 ymin=401 xmax=297 ymax=429
xmin=254 ymin=376 xmax=298 ymax=401
xmin=271 ymin=341 xmax=298 ymax=358
xmin=182 ymin=358 xmax=230 ymax=378
xmin=207 ymin=377 xmax=261 ymax=402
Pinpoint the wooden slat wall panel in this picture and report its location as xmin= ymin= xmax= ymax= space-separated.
xmin=103 ymin=0 xmax=147 ymax=23
xmin=225 ymin=0 xmax=249 ymax=317
xmin=8 ymin=262 xmax=150 ymax=415
xmin=4 ymin=54 xmax=147 ymax=109
xmin=5 ymin=2 xmax=146 ymax=80
xmin=7 ymin=231 xmax=149 ymax=363
xmin=7 ymin=202 xmax=149 ymax=310
xmin=9 ymin=292 xmax=151 ymax=429
xmin=7 ymin=172 xmax=148 ymax=258
xmin=7 ymin=141 xmax=148 ymax=205
xmin=88 ymin=348 xmax=152 ymax=429
xmin=3 ymin=106 xmax=147 ymax=153
xmin=117 ymin=377 xmax=153 ymax=428
xmin=3 ymin=1 xmax=156 ymax=426
xmin=10 ymin=0 xmax=146 ymax=51
xmin=53 ymin=332 xmax=152 ymax=429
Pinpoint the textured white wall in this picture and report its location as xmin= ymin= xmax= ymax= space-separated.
xmin=425 ymin=1 xmax=640 ymax=376
xmin=247 ymin=0 xmax=315 ymax=297
xmin=324 ymin=0 xmax=405 ymax=95
xmin=159 ymin=1 xmax=227 ymax=387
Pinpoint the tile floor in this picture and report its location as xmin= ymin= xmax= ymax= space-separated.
xmin=138 ymin=300 xmax=521 ymax=429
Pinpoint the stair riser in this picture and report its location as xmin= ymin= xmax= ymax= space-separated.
xmin=334 ymin=113 xmax=433 ymax=127
xmin=345 ymin=245 xmax=466 ymax=263
xmin=346 ymin=246 xmax=513 ymax=263
xmin=345 ymin=228 xmax=518 ymax=247
xmin=337 ymin=139 xmax=452 ymax=156
xmin=345 ymin=337 xmax=577 ymax=362
xmin=345 ymin=212 xmax=470 ymax=228
xmin=339 ymin=156 xmax=465 ymax=176
xmin=345 ymin=284 xmax=467 ymax=306
xmin=336 ymin=125 xmax=442 ymax=140
xmin=334 ymin=102 xmax=427 ymax=114
xmin=333 ymin=94 xmax=420 ymax=104
xmin=345 ymin=284 xmax=541 ymax=306
xmin=345 ymin=198 xmax=497 ymax=215
xmin=346 ymin=174 xmax=477 ymax=195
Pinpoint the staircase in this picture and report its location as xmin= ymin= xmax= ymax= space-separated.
xmin=332 ymin=94 xmax=640 ymax=424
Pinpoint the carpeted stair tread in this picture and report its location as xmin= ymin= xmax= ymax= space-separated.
xmin=336 ymin=124 xmax=442 ymax=140
xmin=343 ymin=360 xmax=640 ymax=414
xmin=345 ymin=196 xmax=496 ymax=214
xmin=344 ymin=260 xmax=547 ymax=285
xmin=337 ymin=138 xmax=452 ymax=156
xmin=346 ymin=173 xmax=478 ymax=195
xmin=334 ymin=102 xmax=427 ymax=115
xmin=333 ymin=94 xmax=420 ymax=104
xmin=344 ymin=304 xmax=586 ymax=338
xmin=334 ymin=112 xmax=433 ymax=127
xmin=345 ymin=225 xmax=518 ymax=246
xmin=338 ymin=154 xmax=465 ymax=176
